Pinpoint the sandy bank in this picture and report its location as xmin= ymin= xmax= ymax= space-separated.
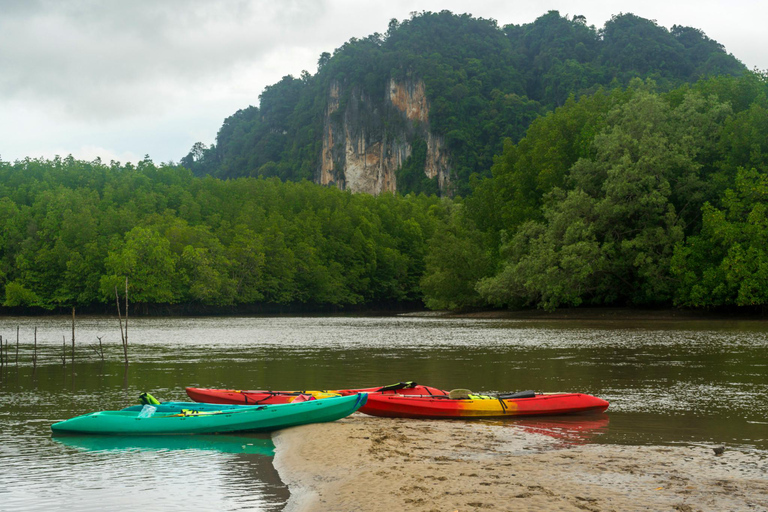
xmin=273 ymin=414 xmax=768 ymax=512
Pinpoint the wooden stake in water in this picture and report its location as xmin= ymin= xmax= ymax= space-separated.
xmin=116 ymin=285 xmax=128 ymax=365
xmin=125 ymin=277 xmax=128 ymax=355
xmin=62 ymin=336 xmax=66 ymax=366
xmin=33 ymin=327 xmax=37 ymax=368
xmin=16 ymin=326 xmax=19 ymax=366
xmin=71 ymin=307 xmax=76 ymax=366
xmin=96 ymin=335 xmax=104 ymax=362
xmin=1 ymin=335 xmax=4 ymax=369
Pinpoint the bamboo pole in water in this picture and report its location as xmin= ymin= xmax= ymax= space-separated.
xmin=116 ymin=286 xmax=128 ymax=365
xmin=125 ymin=277 xmax=128 ymax=355
xmin=71 ymin=307 xmax=76 ymax=366
xmin=33 ymin=328 xmax=37 ymax=368
xmin=62 ymin=336 xmax=66 ymax=366
xmin=1 ymin=335 xmax=4 ymax=369
xmin=16 ymin=326 xmax=19 ymax=366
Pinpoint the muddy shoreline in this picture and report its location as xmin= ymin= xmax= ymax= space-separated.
xmin=405 ymin=306 xmax=768 ymax=322
xmin=273 ymin=414 xmax=768 ymax=512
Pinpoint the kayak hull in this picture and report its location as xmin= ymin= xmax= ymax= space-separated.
xmin=51 ymin=393 xmax=367 ymax=435
xmin=359 ymin=393 xmax=608 ymax=419
xmin=185 ymin=384 xmax=447 ymax=405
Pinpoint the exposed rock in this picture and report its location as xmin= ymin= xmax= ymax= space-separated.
xmin=318 ymin=77 xmax=450 ymax=195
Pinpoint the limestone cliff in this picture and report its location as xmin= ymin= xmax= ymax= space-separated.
xmin=318 ymin=77 xmax=450 ymax=195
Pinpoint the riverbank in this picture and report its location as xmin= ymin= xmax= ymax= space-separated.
xmin=4 ymin=303 xmax=766 ymax=320
xmin=273 ymin=414 xmax=768 ymax=512
xmin=406 ymin=306 xmax=768 ymax=321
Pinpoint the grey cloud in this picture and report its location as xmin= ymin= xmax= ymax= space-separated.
xmin=1 ymin=0 xmax=765 ymax=165
xmin=0 ymin=0 xmax=333 ymax=121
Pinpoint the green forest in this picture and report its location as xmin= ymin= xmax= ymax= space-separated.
xmin=2 ymin=11 xmax=768 ymax=313
xmin=0 ymin=159 xmax=444 ymax=311
xmin=431 ymin=73 xmax=768 ymax=310
xmin=181 ymin=11 xmax=744 ymax=196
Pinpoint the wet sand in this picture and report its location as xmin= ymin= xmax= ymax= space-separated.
xmin=273 ymin=414 xmax=768 ymax=512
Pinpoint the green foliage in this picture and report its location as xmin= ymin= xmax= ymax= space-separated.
xmin=0 ymin=157 xmax=442 ymax=310
xmin=673 ymin=168 xmax=768 ymax=306
xmin=420 ymin=201 xmax=492 ymax=309
xmin=446 ymin=72 xmax=768 ymax=310
xmin=469 ymin=88 xmax=619 ymax=238
xmin=395 ymin=138 xmax=439 ymax=195
xmin=182 ymin=10 xmax=743 ymax=196
xmin=484 ymin=87 xmax=691 ymax=309
xmin=2 ymin=12 xmax=759 ymax=313
xmin=4 ymin=281 xmax=41 ymax=308
xmin=102 ymin=227 xmax=178 ymax=304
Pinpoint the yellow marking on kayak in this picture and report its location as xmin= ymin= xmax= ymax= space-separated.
xmin=166 ymin=409 xmax=229 ymax=417
xmin=285 ymin=391 xmax=342 ymax=402
xmin=456 ymin=398 xmax=519 ymax=416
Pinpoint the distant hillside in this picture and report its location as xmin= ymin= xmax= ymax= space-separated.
xmin=181 ymin=10 xmax=745 ymax=196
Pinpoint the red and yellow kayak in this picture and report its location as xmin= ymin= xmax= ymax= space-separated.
xmin=359 ymin=392 xmax=609 ymax=419
xmin=186 ymin=382 xmax=448 ymax=405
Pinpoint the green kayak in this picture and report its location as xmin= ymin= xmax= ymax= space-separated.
xmin=51 ymin=393 xmax=367 ymax=435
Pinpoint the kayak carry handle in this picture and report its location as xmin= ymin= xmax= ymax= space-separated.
xmin=497 ymin=390 xmax=536 ymax=400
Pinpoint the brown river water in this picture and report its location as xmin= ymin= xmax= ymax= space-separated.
xmin=0 ymin=314 xmax=766 ymax=511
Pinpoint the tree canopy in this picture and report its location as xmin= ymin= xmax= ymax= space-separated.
xmin=3 ymin=13 xmax=765 ymax=314
xmin=182 ymin=10 xmax=744 ymax=196
xmin=0 ymin=157 xmax=440 ymax=311
xmin=438 ymin=72 xmax=768 ymax=311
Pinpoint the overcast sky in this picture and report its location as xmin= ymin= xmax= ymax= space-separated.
xmin=1 ymin=0 xmax=764 ymax=166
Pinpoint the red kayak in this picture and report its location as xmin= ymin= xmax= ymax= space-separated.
xmin=186 ymin=382 xmax=448 ymax=405
xmin=359 ymin=392 xmax=609 ymax=418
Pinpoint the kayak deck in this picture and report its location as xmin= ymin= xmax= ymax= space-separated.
xmin=360 ymin=393 xmax=609 ymax=419
xmin=186 ymin=383 xmax=448 ymax=405
xmin=185 ymin=387 xmax=342 ymax=405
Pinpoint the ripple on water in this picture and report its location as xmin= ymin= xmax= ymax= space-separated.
xmin=1 ymin=315 xmax=767 ymax=510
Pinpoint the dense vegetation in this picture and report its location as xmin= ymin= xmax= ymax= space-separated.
xmin=4 ymin=74 xmax=768 ymax=312
xmin=0 ymin=159 xmax=443 ymax=311
xmin=3 ymin=12 xmax=767 ymax=313
xmin=182 ymin=11 xmax=744 ymax=196
xmin=424 ymin=72 xmax=768 ymax=310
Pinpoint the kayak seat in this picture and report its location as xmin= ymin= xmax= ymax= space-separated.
xmin=448 ymin=389 xmax=473 ymax=399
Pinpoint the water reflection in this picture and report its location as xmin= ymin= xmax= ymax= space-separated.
xmin=482 ymin=414 xmax=611 ymax=446
xmin=2 ymin=314 xmax=768 ymax=511
xmin=52 ymin=433 xmax=276 ymax=456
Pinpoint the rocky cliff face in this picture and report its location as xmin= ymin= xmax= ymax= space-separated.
xmin=318 ymin=77 xmax=450 ymax=195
